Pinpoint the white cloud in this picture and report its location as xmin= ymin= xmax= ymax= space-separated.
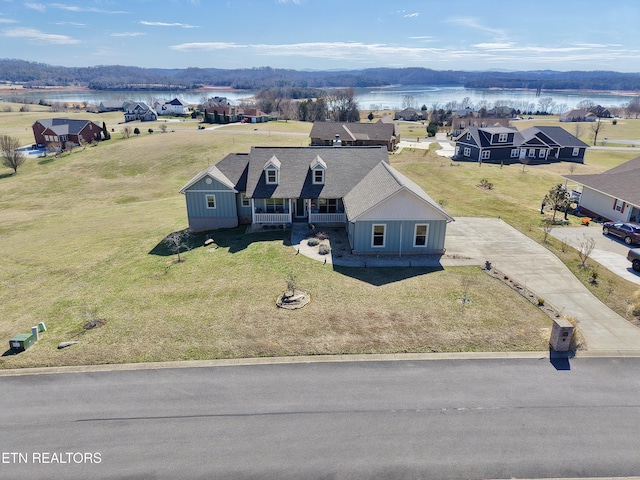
xmin=0 ymin=17 xmax=17 ymax=23
xmin=404 ymin=13 xmax=420 ymax=18
xmin=170 ymin=42 xmax=244 ymax=51
xmin=56 ymin=21 xmax=86 ymax=26
xmin=50 ymin=3 xmax=127 ymax=14
xmin=3 ymin=26 xmax=79 ymax=44
xmin=445 ymin=17 xmax=506 ymax=41
xmin=111 ymin=32 xmax=145 ymax=37
xmin=25 ymin=2 xmax=46 ymax=12
xmin=140 ymin=20 xmax=199 ymax=28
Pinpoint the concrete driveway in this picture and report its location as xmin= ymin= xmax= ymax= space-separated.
xmin=445 ymin=218 xmax=640 ymax=353
xmin=549 ymin=223 xmax=640 ymax=286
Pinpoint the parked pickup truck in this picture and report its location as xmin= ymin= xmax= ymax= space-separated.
xmin=628 ymin=248 xmax=640 ymax=272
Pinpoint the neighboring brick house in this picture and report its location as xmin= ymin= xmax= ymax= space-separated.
xmin=453 ymin=126 xmax=588 ymax=164
xmin=123 ymin=101 xmax=157 ymax=122
xmin=32 ymin=118 xmax=103 ymax=150
xmin=205 ymin=104 xmax=243 ymax=123
xmin=309 ymin=120 xmax=399 ymax=151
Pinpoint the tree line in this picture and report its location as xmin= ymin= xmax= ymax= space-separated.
xmin=3 ymin=59 xmax=640 ymax=92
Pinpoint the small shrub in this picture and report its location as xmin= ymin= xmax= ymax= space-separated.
xmin=537 ymin=297 xmax=545 ymax=306
xmin=307 ymin=237 xmax=320 ymax=247
xmin=478 ymin=179 xmax=493 ymax=190
xmin=318 ymin=244 xmax=331 ymax=255
xmin=315 ymin=231 xmax=329 ymax=240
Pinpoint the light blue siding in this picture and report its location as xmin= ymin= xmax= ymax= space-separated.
xmin=183 ymin=177 xmax=238 ymax=231
xmin=350 ymin=220 xmax=447 ymax=254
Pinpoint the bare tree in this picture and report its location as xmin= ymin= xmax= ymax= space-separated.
xmin=537 ymin=97 xmax=555 ymax=114
xmin=159 ymin=123 xmax=168 ymax=133
xmin=122 ymin=126 xmax=132 ymax=138
xmin=401 ymin=94 xmax=417 ymax=110
xmin=164 ymin=230 xmax=191 ymax=263
xmin=577 ymin=234 xmax=596 ymax=267
xmin=541 ymin=217 xmax=555 ymax=243
xmin=64 ymin=141 xmax=75 ymax=154
xmin=573 ymin=122 xmax=584 ymax=140
xmin=0 ymin=134 xmax=26 ymax=174
xmin=576 ymin=99 xmax=596 ymax=110
xmin=591 ymin=117 xmax=605 ymax=146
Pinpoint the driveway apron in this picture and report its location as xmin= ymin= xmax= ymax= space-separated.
xmin=445 ymin=218 xmax=640 ymax=352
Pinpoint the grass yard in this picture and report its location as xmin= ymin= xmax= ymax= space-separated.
xmin=1 ymin=108 xmax=639 ymax=368
xmin=391 ymin=146 xmax=640 ymax=326
xmin=0 ymin=115 xmax=555 ymax=368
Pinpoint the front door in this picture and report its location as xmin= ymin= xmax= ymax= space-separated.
xmin=295 ymin=199 xmax=307 ymax=219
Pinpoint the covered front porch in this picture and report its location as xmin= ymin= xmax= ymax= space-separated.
xmin=251 ymin=197 xmax=346 ymax=225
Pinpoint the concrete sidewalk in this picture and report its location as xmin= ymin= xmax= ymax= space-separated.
xmin=445 ymin=218 xmax=640 ymax=353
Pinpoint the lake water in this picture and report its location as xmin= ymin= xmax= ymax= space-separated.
xmin=3 ymin=85 xmax=636 ymax=111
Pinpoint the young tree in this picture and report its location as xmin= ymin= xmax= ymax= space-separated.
xmin=164 ymin=230 xmax=191 ymax=263
xmin=591 ymin=117 xmax=605 ymax=146
xmin=367 ymin=112 xmax=374 ymax=122
xmin=122 ymin=126 xmax=132 ymax=138
xmin=577 ymin=234 xmax=596 ymax=267
xmin=133 ymin=127 xmax=140 ymax=136
xmin=1 ymin=135 xmax=26 ymax=174
xmin=544 ymin=183 xmax=571 ymax=223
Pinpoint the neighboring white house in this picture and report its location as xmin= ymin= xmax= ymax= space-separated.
xmin=565 ymin=156 xmax=640 ymax=223
xmin=158 ymin=98 xmax=190 ymax=116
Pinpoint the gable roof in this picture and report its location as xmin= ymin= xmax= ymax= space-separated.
xmin=34 ymin=118 xmax=100 ymax=135
xmin=456 ymin=126 xmax=523 ymax=147
xmin=565 ymin=156 xmax=640 ymax=206
xmin=310 ymin=121 xmax=396 ymax=142
xmin=343 ymin=162 xmax=454 ymax=222
xmin=179 ymin=154 xmax=249 ymax=193
xmin=244 ymin=146 xmax=388 ymax=199
xmin=521 ymin=126 xmax=588 ymax=148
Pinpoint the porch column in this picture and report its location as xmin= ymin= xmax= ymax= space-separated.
xmin=288 ymin=199 xmax=292 ymax=224
xmin=251 ymin=198 xmax=255 ymax=224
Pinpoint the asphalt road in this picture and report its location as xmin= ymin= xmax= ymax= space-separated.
xmin=1 ymin=358 xmax=640 ymax=479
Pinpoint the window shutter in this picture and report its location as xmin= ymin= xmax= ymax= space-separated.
xmin=621 ymin=202 xmax=626 ymax=213
xmin=613 ymin=199 xmax=618 ymax=210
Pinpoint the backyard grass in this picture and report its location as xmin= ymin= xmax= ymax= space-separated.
xmin=1 ymin=107 xmax=639 ymax=368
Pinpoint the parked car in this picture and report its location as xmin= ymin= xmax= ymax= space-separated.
xmin=628 ymin=248 xmax=640 ymax=272
xmin=602 ymin=222 xmax=640 ymax=245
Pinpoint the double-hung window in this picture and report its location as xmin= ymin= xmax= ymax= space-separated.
xmin=414 ymin=224 xmax=428 ymax=247
xmin=372 ymin=224 xmax=386 ymax=247
xmin=205 ymin=194 xmax=216 ymax=209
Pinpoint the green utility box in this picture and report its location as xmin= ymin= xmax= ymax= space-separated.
xmin=9 ymin=333 xmax=35 ymax=352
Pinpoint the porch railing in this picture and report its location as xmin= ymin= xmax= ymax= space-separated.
xmin=254 ymin=212 xmax=291 ymax=224
xmin=309 ymin=213 xmax=346 ymax=224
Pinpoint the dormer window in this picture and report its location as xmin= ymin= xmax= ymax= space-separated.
xmin=498 ymin=133 xmax=508 ymax=143
xmin=263 ymin=155 xmax=281 ymax=185
xmin=266 ymin=168 xmax=278 ymax=184
xmin=310 ymin=155 xmax=327 ymax=185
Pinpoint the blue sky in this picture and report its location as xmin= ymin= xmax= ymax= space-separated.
xmin=1 ymin=0 xmax=639 ymax=72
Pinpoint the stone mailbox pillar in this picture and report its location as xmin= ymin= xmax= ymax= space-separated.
xmin=550 ymin=318 xmax=574 ymax=352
